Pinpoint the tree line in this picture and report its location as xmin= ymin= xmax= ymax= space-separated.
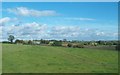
xmin=2 ymin=35 xmax=120 ymax=50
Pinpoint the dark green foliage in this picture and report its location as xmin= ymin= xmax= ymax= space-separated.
xmin=84 ymin=42 xmax=89 ymax=45
xmin=72 ymin=44 xmax=84 ymax=48
xmin=97 ymin=40 xmax=105 ymax=45
xmin=41 ymin=39 xmax=49 ymax=44
xmin=52 ymin=41 xmax=62 ymax=46
xmin=76 ymin=44 xmax=84 ymax=48
xmin=67 ymin=43 xmax=72 ymax=47
xmin=2 ymin=41 xmax=10 ymax=44
xmin=15 ymin=39 xmax=20 ymax=44
xmin=106 ymin=42 xmax=113 ymax=46
xmin=28 ymin=40 xmax=33 ymax=45
xmin=96 ymin=40 xmax=118 ymax=45
xmin=73 ymin=44 xmax=77 ymax=48
xmin=8 ymin=35 xmax=15 ymax=43
xmin=15 ymin=39 xmax=24 ymax=44
xmin=63 ymin=39 xmax=67 ymax=42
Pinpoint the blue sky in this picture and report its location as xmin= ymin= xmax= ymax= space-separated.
xmin=0 ymin=2 xmax=118 ymax=41
xmin=2 ymin=0 xmax=119 ymax=2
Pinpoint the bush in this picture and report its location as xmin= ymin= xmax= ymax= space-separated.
xmin=28 ymin=40 xmax=32 ymax=45
xmin=67 ymin=43 xmax=72 ymax=47
xmin=72 ymin=44 xmax=76 ymax=48
xmin=15 ymin=40 xmax=20 ymax=44
xmin=52 ymin=41 xmax=62 ymax=46
xmin=15 ymin=40 xmax=24 ymax=44
xmin=2 ymin=41 xmax=10 ymax=44
xmin=72 ymin=44 xmax=84 ymax=48
xmin=77 ymin=44 xmax=84 ymax=48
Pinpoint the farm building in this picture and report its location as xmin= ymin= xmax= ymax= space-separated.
xmin=32 ymin=41 xmax=41 ymax=45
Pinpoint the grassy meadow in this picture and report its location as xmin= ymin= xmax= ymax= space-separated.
xmin=0 ymin=43 xmax=2 ymax=74
xmin=2 ymin=44 xmax=118 ymax=73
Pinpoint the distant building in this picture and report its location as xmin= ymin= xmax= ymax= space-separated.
xmin=32 ymin=40 xmax=41 ymax=45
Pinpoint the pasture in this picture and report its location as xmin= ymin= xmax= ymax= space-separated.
xmin=2 ymin=44 xmax=118 ymax=73
xmin=0 ymin=43 xmax=2 ymax=74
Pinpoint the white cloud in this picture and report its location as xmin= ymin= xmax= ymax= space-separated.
xmin=2 ymin=22 xmax=48 ymax=40
xmin=1 ymin=22 xmax=118 ymax=41
xmin=0 ymin=17 xmax=11 ymax=25
xmin=2 ymin=22 xmax=82 ymax=40
xmin=49 ymin=26 xmax=81 ymax=38
xmin=65 ymin=17 xmax=95 ymax=21
xmin=0 ymin=17 xmax=18 ymax=26
xmin=7 ymin=7 xmax=57 ymax=17
xmin=96 ymin=32 xmax=105 ymax=36
xmin=113 ymin=32 xmax=118 ymax=36
xmin=0 ymin=26 xmax=2 ymax=35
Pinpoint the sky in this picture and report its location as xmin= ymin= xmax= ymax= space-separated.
xmin=2 ymin=0 xmax=119 ymax=2
xmin=0 ymin=2 xmax=118 ymax=41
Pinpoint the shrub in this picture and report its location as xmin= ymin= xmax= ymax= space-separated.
xmin=72 ymin=44 xmax=84 ymax=48
xmin=2 ymin=41 xmax=10 ymax=44
xmin=73 ymin=44 xmax=77 ymax=48
xmin=28 ymin=40 xmax=33 ymax=45
xmin=52 ymin=41 xmax=62 ymax=46
xmin=67 ymin=43 xmax=72 ymax=47
xmin=77 ymin=44 xmax=84 ymax=48
xmin=15 ymin=40 xmax=24 ymax=44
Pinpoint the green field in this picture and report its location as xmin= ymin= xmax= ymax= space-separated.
xmin=0 ymin=43 xmax=2 ymax=74
xmin=2 ymin=44 xmax=118 ymax=73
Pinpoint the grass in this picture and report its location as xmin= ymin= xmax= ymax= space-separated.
xmin=2 ymin=44 xmax=118 ymax=73
xmin=0 ymin=43 xmax=2 ymax=74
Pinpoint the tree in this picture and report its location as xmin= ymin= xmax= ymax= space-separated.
xmin=8 ymin=35 xmax=15 ymax=43
xmin=15 ymin=39 xmax=24 ymax=44
xmin=63 ymin=39 xmax=67 ymax=42
xmin=15 ymin=39 xmax=20 ymax=44
xmin=67 ymin=43 xmax=72 ymax=47
xmin=97 ymin=40 xmax=105 ymax=45
xmin=77 ymin=44 xmax=84 ymax=48
xmin=52 ymin=41 xmax=62 ymax=46
xmin=28 ymin=40 xmax=32 ymax=45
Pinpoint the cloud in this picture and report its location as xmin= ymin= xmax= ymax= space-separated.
xmin=0 ymin=17 xmax=18 ymax=26
xmin=65 ymin=17 xmax=95 ymax=21
xmin=96 ymin=32 xmax=105 ymax=36
xmin=2 ymin=22 xmax=48 ymax=40
xmin=0 ymin=17 xmax=11 ymax=25
xmin=2 ymin=22 xmax=82 ymax=40
xmin=1 ymin=21 xmax=118 ymax=41
xmin=7 ymin=7 xmax=57 ymax=17
xmin=113 ymin=32 xmax=118 ymax=36
xmin=49 ymin=26 xmax=81 ymax=37
xmin=0 ymin=26 xmax=2 ymax=35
